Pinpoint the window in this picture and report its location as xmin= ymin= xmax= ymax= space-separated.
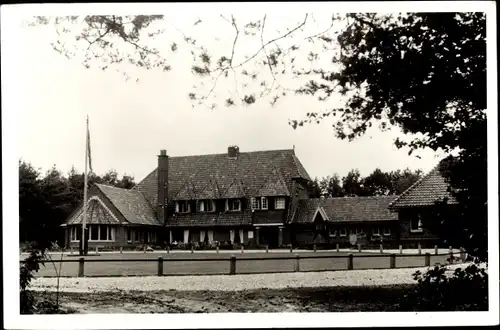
xmin=199 ymin=199 xmax=216 ymax=212
xmin=356 ymin=228 xmax=365 ymax=236
xmin=339 ymin=228 xmax=347 ymax=237
xmin=86 ymin=225 xmax=115 ymax=241
xmin=275 ymin=197 xmax=285 ymax=210
xmin=372 ymin=227 xmax=380 ymax=236
xmin=176 ymin=201 xmax=191 ymax=213
xmin=90 ymin=225 xmax=99 ymax=240
xmin=227 ymin=199 xmax=241 ymax=211
xmin=251 ymin=197 xmax=259 ymax=210
xmin=99 ymin=225 xmax=107 ymax=240
xmin=329 ymin=228 xmax=337 ymax=237
xmin=126 ymin=228 xmax=133 ymax=242
xmin=251 ymin=197 xmax=270 ymax=210
xmin=248 ymin=231 xmax=254 ymax=239
xmin=410 ymin=214 xmax=423 ymax=232
xmin=383 ymin=227 xmax=391 ymax=236
xmin=70 ymin=227 xmax=80 ymax=241
xmin=261 ymin=197 xmax=268 ymax=210
xmin=209 ymin=200 xmax=216 ymax=212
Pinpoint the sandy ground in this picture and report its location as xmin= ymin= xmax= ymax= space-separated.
xmin=31 ymin=262 xmax=472 ymax=293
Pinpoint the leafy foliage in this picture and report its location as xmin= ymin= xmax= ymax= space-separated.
xmin=313 ymin=168 xmax=422 ymax=198
xmin=401 ymin=263 xmax=488 ymax=311
xmin=20 ymin=249 xmax=45 ymax=314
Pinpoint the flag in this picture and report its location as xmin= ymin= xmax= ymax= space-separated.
xmin=86 ymin=117 xmax=93 ymax=173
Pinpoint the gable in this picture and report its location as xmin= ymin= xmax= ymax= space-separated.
xmin=67 ymin=195 xmax=122 ymax=225
xmin=97 ymin=184 xmax=161 ymax=226
xmin=389 ymin=164 xmax=457 ymax=209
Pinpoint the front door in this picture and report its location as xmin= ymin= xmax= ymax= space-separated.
xmin=259 ymin=227 xmax=279 ymax=248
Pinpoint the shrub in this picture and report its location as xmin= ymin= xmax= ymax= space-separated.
xmin=401 ymin=262 xmax=488 ymax=311
xmin=20 ymin=249 xmax=45 ymax=314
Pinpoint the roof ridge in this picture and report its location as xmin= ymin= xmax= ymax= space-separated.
xmin=97 ymin=183 xmax=131 ymax=191
xmin=388 ymin=162 xmax=441 ymax=208
xmin=165 ymin=148 xmax=294 ymax=159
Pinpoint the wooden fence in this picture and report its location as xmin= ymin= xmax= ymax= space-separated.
xmin=21 ymin=248 xmax=467 ymax=278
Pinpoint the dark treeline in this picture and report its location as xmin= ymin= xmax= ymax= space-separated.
xmin=308 ymin=168 xmax=423 ymax=198
xmin=19 ymin=160 xmax=135 ymax=245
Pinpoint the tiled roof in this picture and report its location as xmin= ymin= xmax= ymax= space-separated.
xmin=133 ymin=149 xmax=311 ymax=204
xmin=166 ymin=212 xmax=252 ymax=227
xmin=67 ymin=197 xmax=121 ymax=225
xmin=291 ymin=196 xmax=399 ymax=224
xmin=96 ymin=184 xmax=161 ymax=226
xmin=389 ymin=164 xmax=457 ymax=209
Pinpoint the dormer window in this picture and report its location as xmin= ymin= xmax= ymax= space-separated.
xmin=199 ymin=199 xmax=216 ymax=213
xmin=251 ymin=197 xmax=268 ymax=210
xmin=226 ymin=199 xmax=241 ymax=212
xmin=176 ymin=200 xmax=191 ymax=213
xmin=275 ymin=197 xmax=285 ymax=210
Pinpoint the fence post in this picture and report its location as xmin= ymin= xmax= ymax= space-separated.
xmin=313 ymin=244 xmax=316 ymax=252
xmin=390 ymin=254 xmax=396 ymax=269
xmin=120 ymin=246 xmax=123 ymax=254
xmin=78 ymin=257 xmax=85 ymax=277
xmin=230 ymin=255 xmax=236 ymax=275
xmin=379 ymin=244 xmax=383 ymax=254
xmin=191 ymin=245 xmax=194 ymax=254
xmin=241 ymin=245 xmax=244 ymax=254
xmin=144 ymin=245 xmax=147 ymax=254
xmin=167 ymin=245 xmax=170 ymax=254
xmin=289 ymin=245 xmax=293 ymax=253
xmin=347 ymin=253 xmax=354 ymax=270
xmin=157 ymin=257 xmax=164 ymax=276
xmin=425 ymin=253 xmax=430 ymax=267
xmin=358 ymin=244 xmax=361 ymax=253
xmin=449 ymin=246 xmax=454 ymax=264
xmin=336 ymin=243 xmax=340 ymax=252
xmin=399 ymin=245 xmax=403 ymax=254
xmin=418 ymin=243 xmax=422 ymax=255
xmin=460 ymin=247 xmax=466 ymax=262
xmin=70 ymin=246 xmax=73 ymax=255
xmin=434 ymin=245 xmax=438 ymax=255
xmin=95 ymin=246 xmax=99 ymax=254
xmin=294 ymin=254 xmax=300 ymax=272
xmin=216 ymin=245 xmax=219 ymax=254
xmin=266 ymin=245 xmax=269 ymax=253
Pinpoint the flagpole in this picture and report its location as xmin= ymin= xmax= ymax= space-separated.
xmin=81 ymin=115 xmax=89 ymax=255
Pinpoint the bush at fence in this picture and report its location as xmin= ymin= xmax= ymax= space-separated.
xmin=400 ymin=263 xmax=488 ymax=311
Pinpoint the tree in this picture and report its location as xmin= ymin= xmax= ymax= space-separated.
xmin=362 ymin=168 xmax=393 ymax=196
xmin=390 ymin=168 xmax=423 ymax=195
xmin=308 ymin=178 xmax=322 ymax=198
xmin=30 ymin=12 xmax=487 ymax=259
xmin=319 ymin=174 xmax=344 ymax=197
xmin=342 ymin=169 xmax=365 ymax=197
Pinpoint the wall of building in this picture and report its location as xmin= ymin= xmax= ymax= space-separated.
xmin=398 ymin=208 xmax=440 ymax=248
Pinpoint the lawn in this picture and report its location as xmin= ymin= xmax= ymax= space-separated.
xmin=26 ymin=250 xmax=452 ymax=277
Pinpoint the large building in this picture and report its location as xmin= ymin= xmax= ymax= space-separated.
xmin=63 ymin=147 xmax=455 ymax=249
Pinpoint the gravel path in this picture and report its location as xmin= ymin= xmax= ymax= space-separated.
xmin=31 ymin=263 xmax=474 ymax=293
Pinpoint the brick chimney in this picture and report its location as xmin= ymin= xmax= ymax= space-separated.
xmin=228 ymin=145 xmax=239 ymax=159
xmin=157 ymin=149 xmax=169 ymax=225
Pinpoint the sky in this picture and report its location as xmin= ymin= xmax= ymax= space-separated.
xmin=3 ymin=4 xmax=452 ymax=184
